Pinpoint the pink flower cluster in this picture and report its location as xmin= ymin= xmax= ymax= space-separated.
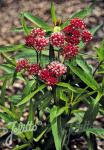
xmin=16 ymin=59 xmax=40 ymax=75
xmin=16 ymin=60 xmax=67 ymax=86
xmin=38 ymin=61 xmax=67 ymax=86
xmin=49 ymin=32 xmax=65 ymax=47
xmin=16 ymin=59 xmax=29 ymax=72
xmin=62 ymin=18 xmax=92 ymax=59
xmin=63 ymin=18 xmax=92 ymax=44
xmin=25 ymin=18 xmax=92 ymax=59
xmin=25 ymin=28 xmax=48 ymax=51
xmin=47 ymin=61 xmax=67 ymax=77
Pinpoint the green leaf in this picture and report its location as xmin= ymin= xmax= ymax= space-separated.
xmin=12 ymin=26 xmax=34 ymax=32
xmin=12 ymin=70 xmax=18 ymax=84
xmin=0 ymin=112 xmax=13 ymax=122
xmin=13 ymin=144 xmax=30 ymax=150
xmin=20 ymin=13 xmax=30 ymax=35
xmin=1 ymin=53 xmax=15 ymax=66
xmin=28 ymin=101 xmax=34 ymax=122
xmin=0 ymin=64 xmax=15 ymax=73
xmin=82 ymin=102 xmax=99 ymax=125
xmin=56 ymin=89 xmax=69 ymax=102
xmin=50 ymin=106 xmax=62 ymax=150
xmin=39 ymin=92 xmax=52 ymax=110
xmin=96 ymin=40 xmax=104 ymax=62
xmin=16 ymin=84 xmax=46 ymax=106
xmin=76 ymin=55 xmax=92 ymax=75
xmin=34 ymin=128 xmax=48 ymax=142
xmin=23 ymin=12 xmax=52 ymax=31
xmin=22 ymin=80 xmax=36 ymax=98
xmin=15 ymin=48 xmax=36 ymax=59
xmin=51 ymin=0 xmax=57 ymax=23
xmin=94 ymin=92 xmax=102 ymax=105
xmin=57 ymin=82 xmax=76 ymax=92
xmin=86 ymin=128 xmax=104 ymax=139
xmin=9 ymin=95 xmax=22 ymax=104
xmin=67 ymin=62 xmax=99 ymax=90
xmin=1 ymin=78 xmax=7 ymax=104
xmin=50 ymin=106 xmax=66 ymax=121
xmin=70 ymin=6 xmax=92 ymax=19
xmin=0 ymin=44 xmax=24 ymax=53
xmin=73 ymin=89 xmax=97 ymax=106
xmin=57 ymin=82 xmax=83 ymax=93
xmin=0 ymin=106 xmax=17 ymax=120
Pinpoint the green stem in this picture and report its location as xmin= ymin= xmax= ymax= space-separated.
xmin=49 ymin=44 xmax=55 ymax=62
xmin=52 ymin=86 xmax=58 ymax=105
xmin=39 ymin=51 xmax=41 ymax=64
xmin=36 ymin=51 xmax=39 ymax=64
xmin=58 ymin=48 xmax=62 ymax=61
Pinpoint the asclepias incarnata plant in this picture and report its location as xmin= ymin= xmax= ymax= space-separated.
xmin=0 ymin=0 xmax=104 ymax=150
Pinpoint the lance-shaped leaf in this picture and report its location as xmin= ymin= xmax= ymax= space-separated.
xmin=0 ymin=44 xmax=24 ymax=53
xmin=86 ymin=128 xmax=104 ymax=139
xmin=82 ymin=98 xmax=99 ymax=125
xmin=67 ymin=62 xmax=99 ymax=90
xmin=16 ymin=84 xmax=46 ymax=106
xmin=12 ymin=26 xmax=34 ymax=32
xmin=0 ymin=106 xmax=18 ymax=120
xmin=50 ymin=106 xmax=63 ymax=150
xmin=57 ymin=82 xmax=83 ymax=93
xmin=51 ymin=0 xmax=57 ymax=24
xmin=96 ymin=39 xmax=104 ymax=62
xmin=0 ymin=112 xmax=13 ymax=123
xmin=1 ymin=78 xmax=7 ymax=104
xmin=76 ymin=55 xmax=92 ymax=75
xmin=23 ymin=12 xmax=52 ymax=31
xmin=20 ymin=13 xmax=30 ymax=35
xmin=70 ymin=6 xmax=92 ymax=19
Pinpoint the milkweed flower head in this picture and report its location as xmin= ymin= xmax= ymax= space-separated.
xmin=33 ymin=37 xmax=49 ymax=51
xmin=62 ymin=43 xmax=78 ymax=59
xmin=16 ymin=59 xmax=29 ymax=72
xmin=25 ymin=28 xmax=48 ymax=51
xmin=63 ymin=18 xmax=92 ymax=43
xmin=70 ymin=18 xmax=86 ymax=29
xmin=81 ymin=29 xmax=93 ymax=43
xmin=38 ymin=68 xmax=58 ymax=86
xmin=50 ymin=32 xmax=65 ymax=47
xmin=31 ymin=28 xmax=46 ymax=37
xmin=27 ymin=64 xmax=41 ymax=75
xmin=25 ymin=35 xmax=34 ymax=47
xmin=47 ymin=61 xmax=67 ymax=77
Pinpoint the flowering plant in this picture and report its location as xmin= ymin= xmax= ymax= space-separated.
xmin=0 ymin=1 xmax=104 ymax=150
